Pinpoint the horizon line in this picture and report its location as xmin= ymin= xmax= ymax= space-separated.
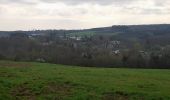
xmin=0 ymin=23 xmax=169 ymax=32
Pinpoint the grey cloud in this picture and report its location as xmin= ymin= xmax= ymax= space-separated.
xmin=0 ymin=0 xmax=169 ymax=7
xmin=0 ymin=0 xmax=37 ymax=5
xmin=142 ymin=8 xmax=170 ymax=15
xmin=152 ymin=0 xmax=170 ymax=7
xmin=135 ymin=8 xmax=167 ymax=15
xmin=123 ymin=6 xmax=170 ymax=15
xmin=39 ymin=0 xmax=135 ymax=5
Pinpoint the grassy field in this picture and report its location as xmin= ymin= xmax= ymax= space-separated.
xmin=69 ymin=31 xmax=96 ymax=37
xmin=0 ymin=61 xmax=170 ymax=100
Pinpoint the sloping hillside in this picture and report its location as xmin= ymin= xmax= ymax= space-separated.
xmin=0 ymin=61 xmax=170 ymax=100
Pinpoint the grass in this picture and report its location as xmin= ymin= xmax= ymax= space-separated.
xmin=0 ymin=60 xmax=170 ymax=100
xmin=69 ymin=31 xmax=96 ymax=37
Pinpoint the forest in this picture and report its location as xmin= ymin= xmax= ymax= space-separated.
xmin=0 ymin=24 xmax=170 ymax=68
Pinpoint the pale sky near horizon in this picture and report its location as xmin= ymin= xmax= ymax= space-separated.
xmin=0 ymin=0 xmax=170 ymax=31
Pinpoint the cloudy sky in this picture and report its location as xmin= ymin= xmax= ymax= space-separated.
xmin=0 ymin=0 xmax=170 ymax=31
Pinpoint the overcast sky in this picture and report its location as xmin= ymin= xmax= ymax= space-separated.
xmin=0 ymin=0 xmax=170 ymax=31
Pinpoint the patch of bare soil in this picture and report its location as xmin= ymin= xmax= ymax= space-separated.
xmin=11 ymin=84 xmax=36 ymax=100
xmin=102 ymin=91 xmax=129 ymax=100
xmin=0 ymin=71 xmax=16 ymax=77
xmin=0 ymin=62 xmax=32 ymax=67
xmin=43 ymin=84 xmax=72 ymax=96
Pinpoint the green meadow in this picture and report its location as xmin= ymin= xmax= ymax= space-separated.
xmin=0 ymin=61 xmax=170 ymax=100
xmin=69 ymin=31 xmax=96 ymax=37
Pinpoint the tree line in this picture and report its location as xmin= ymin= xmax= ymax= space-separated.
xmin=0 ymin=32 xmax=169 ymax=69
